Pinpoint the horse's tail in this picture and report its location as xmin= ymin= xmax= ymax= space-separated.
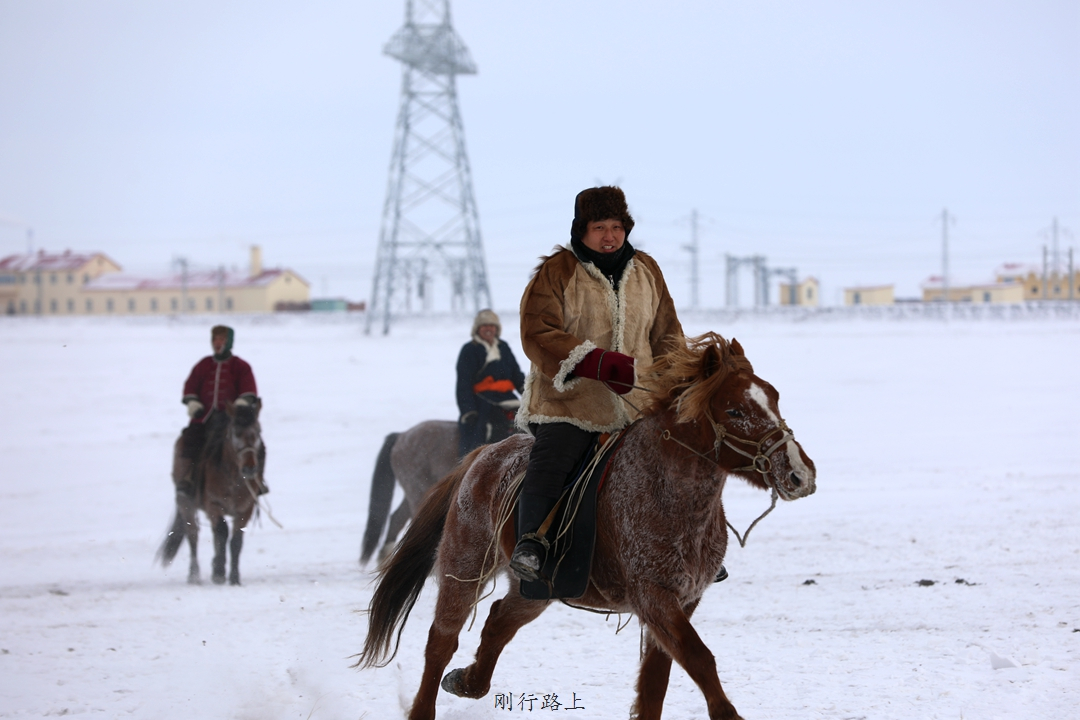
xmin=355 ymin=449 xmax=479 ymax=669
xmin=360 ymin=432 xmax=400 ymax=566
xmin=155 ymin=508 xmax=186 ymax=567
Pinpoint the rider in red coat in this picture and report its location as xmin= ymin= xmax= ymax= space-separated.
xmin=171 ymin=325 xmax=265 ymax=498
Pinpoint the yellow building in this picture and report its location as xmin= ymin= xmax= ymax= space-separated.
xmin=995 ymin=263 xmax=1079 ymax=301
xmin=0 ymin=250 xmax=122 ymax=315
xmin=1 ymin=246 xmax=309 ymax=315
xmin=922 ymin=281 xmax=1025 ymax=304
xmin=779 ymin=277 xmax=820 ymax=307
xmin=844 ymin=285 xmax=894 ymax=306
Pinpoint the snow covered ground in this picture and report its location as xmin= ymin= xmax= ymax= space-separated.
xmin=1 ymin=312 xmax=1077 ymax=719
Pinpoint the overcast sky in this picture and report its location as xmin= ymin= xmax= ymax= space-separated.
xmin=1 ymin=0 xmax=1077 ymax=307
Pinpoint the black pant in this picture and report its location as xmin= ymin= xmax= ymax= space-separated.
xmin=522 ymin=423 xmax=598 ymax=499
xmin=459 ymin=404 xmax=516 ymax=458
xmin=179 ymin=422 xmax=207 ymax=460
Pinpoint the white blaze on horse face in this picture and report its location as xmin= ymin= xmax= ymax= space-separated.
xmin=747 ymin=382 xmax=813 ymax=482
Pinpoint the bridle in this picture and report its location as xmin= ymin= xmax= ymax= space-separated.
xmin=661 ymin=409 xmax=793 ymax=481
xmin=232 ymin=436 xmax=261 ymax=471
xmin=660 ymin=408 xmax=795 ymax=547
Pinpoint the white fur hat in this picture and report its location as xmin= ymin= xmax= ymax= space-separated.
xmin=471 ymin=309 xmax=501 ymax=338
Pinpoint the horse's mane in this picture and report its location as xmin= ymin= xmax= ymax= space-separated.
xmin=200 ymin=404 xmax=260 ymax=468
xmin=643 ymin=332 xmax=754 ymax=424
xmin=200 ymin=411 xmax=231 ymax=468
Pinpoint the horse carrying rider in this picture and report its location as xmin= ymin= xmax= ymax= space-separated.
xmin=456 ymin=309 xmax=526 ymax=458
xmin=510 ymin=186 xmax=686 ymax=583
xmin=172 ymin=325 xmax=266 ymax=499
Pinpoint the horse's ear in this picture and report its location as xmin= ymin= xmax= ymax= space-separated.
xmin=702 ymin=344 xmax=723 ymax=378
xmin=730 ymin=338 xmax=745 ymax=357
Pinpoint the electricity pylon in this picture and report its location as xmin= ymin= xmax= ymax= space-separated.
xmin=366 ymin=0 xmax=492 ymax=334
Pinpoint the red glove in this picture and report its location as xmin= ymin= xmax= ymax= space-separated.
xmin=573 ymin=348 xmax=635 ymax=395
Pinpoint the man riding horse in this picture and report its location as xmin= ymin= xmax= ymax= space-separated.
xmin=171 ymin=325 xmax=267 ymax=499
xmin=455 ymin=309 xmax=526 ymax=458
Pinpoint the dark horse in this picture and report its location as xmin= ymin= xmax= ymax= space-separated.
xmin=356 ymin=334 xmax=816 ymax=720
xmin=157 ymin=401 xmax=266 ymax=585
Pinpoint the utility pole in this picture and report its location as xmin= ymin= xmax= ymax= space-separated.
xmin=366 ymin=0 xmax=491 ymax=335
xmin=173 ymin=257 xmax=189 ymax=314
xmin=1051 ymin=217 xmax=1060 ymax=276
xmin=1069 ymin=247 xmax=1075 ymax=301
xmin=218 ymin=265 xmax=225 ymax=313
xmin=940 ymin=208 xmax=953 ymax=303
xmin=1042 ymin=245 xmax=1048 ymax=300
xmin=682 ymin=209 xmax=700 ymax=309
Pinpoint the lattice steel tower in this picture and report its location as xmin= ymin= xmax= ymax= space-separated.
xmin=366 ymin=0 xmax=492 ymax=334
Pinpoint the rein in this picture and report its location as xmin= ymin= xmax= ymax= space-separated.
xmin=610 ymin=382 xmax=789 ymax=548
xmin=234 ymin=442 xmax=283 ymax=529
xmin=659 ymin=409 xmax=791 ymax=548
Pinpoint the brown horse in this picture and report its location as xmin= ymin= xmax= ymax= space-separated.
xmin=356 ymin=333 xmax=817 ymax=720
xmin=157 ymin=401 xmax=266 ymax=585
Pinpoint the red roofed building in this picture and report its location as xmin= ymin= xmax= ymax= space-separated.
xmin=2 ymin=246 xmax=309 ymax=315
xmin=0 ymin=250 xmax=122 ymax=315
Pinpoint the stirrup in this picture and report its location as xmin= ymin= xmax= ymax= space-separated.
xmin=714 ymin=565 xmax=729 ymax=583
xmin=510 ymin=535 xmax=548 ymax=583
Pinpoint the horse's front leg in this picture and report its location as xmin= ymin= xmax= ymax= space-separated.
xmin=209 ymin=511 xmax=228 ymax=585
xmin=631 ymin=630 xmax=674 ymax=720
xmin=630 ymin=596 xmax=703 ymax=720
xmin=229 ymin=507 xmax=254 ymax=586
xmin=636 ymin=590 xmax=743 ymax=720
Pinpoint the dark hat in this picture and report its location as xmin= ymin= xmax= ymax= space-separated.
xmin=210 ymin=325 xmax=234 ymax=357
xmin=570 ymin=186 xmax=635 ymax=244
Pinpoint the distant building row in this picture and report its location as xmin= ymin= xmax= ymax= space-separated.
xmin=0 ymin=246 xmax=310 ymax=316
xmin=844 ymin=263 xmax=1080 ymax=306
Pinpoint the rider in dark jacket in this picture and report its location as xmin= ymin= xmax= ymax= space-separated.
xmin=456 ymin=309 xmax=526 ymax=457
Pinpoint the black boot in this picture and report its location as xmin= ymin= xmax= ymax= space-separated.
xmin=510 ymin=492 xmax=558 ymax=583
xmin=174 ymin=456 xmax=196 ymax=499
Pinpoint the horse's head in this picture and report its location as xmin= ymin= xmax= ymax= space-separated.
xmin=225 ymin=400 xmax=263 ymax=481
xmin=647 ymin=333 xmax=816 ymax=501
xmin=709 ymin=339 xmax=815 ymax=500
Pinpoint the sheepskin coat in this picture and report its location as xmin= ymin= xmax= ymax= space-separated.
xmin=517 ymin=246 xmax=684 ymax=433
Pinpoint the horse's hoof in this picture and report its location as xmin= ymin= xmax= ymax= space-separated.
xmin=440 ymin=667 xmax=486 ymax=699
xmin=187 ymin=575 xmax=201 ymax=585
xmin=229 ymin=576 xmax=241 ymax=586
xmin=441 ymin=668 xmax=466 ymax=696
xmin=212 ymin=574 xmax=226 ymax=585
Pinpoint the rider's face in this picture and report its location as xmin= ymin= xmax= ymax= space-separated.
xmin=477 ymin=324 xmax=498 ymax=343
xmin=581 ymin=219 xmax=625 ymax=254
xmin=212 ymin=334 xmax=227 ymax=354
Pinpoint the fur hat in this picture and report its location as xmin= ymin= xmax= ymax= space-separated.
xmin=471 ymin=309 xmax=501 ymax=338
xmin=211 ymin=325 xmax=234 ymax=357
xmin=570 ymin=186 xmax=635 ymax=244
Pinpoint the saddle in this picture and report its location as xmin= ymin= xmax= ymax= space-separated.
xmin=517 ymin=430 xmax=628 ymax=601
